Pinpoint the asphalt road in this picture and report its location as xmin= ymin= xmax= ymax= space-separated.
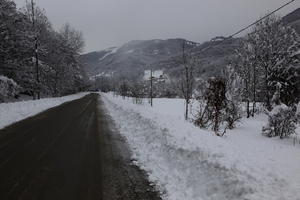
xmin=0 ymin=93 xmax=161 ymax=200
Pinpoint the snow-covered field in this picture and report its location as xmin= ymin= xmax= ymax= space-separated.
xmin=0 ymin=93 xmax=89 ymax=129
xmin=102 ymin=93 xmax=300 ymax=200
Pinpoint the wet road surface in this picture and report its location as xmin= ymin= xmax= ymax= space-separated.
xmin=0 ymin=93 xmax=161 ymax=200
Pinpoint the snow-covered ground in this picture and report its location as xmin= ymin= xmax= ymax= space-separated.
xmin=0 ymin=93 xmax=89 ymax=129
xmin=102 ymin=93 xmax=300 ymax=200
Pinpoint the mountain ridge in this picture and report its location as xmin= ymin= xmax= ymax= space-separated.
xmin=81 ymin=8 xmax=300 ymax=81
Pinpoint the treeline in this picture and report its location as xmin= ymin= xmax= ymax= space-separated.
xmin=194 ymin=15 xmax=300 ymax=137
xmin=0 ymin=0 xmax=88 ymax=101
xmin=107 ymin=14 xmax=300 ymax=139
xmin=95 ymin=76 xmax=178 ymax=100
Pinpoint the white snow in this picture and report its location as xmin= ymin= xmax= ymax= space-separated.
xmin=126 ymin=50 xmax=135 ymax=54
xmin=0 ymin=75 xmax=20 ymax=100
xmin=153 ymin=49 xmax=160 ymax=55
xmin=0 ymin=92 xmax=89 ymax=129
xmin=102 ymin=93 xmax=300 ymax=200
xmin=0 ymin=75 xmax=15 ymax=83
xmin=98 ymin=46 xmax=119 ymax=62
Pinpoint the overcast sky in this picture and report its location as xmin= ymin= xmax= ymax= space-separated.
xmin=14 ymin=0 xmax=300 ymax=53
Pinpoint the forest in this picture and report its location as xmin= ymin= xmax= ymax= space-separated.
xmin=0 ymin=0 xmax=88 ymax=102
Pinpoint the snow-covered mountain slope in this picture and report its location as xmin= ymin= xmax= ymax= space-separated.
xmin=80 ymin=39 xmax=193 ymax=79
xmin=81 ymin=38 xmax=240 ymax=80
xmin=82 ymin=9 xmax=300 ymax=81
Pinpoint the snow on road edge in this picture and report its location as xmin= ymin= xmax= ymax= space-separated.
xmin=103 ymin=96 xmax=253 ymax=200
xmin=0 ymin=92 xmax=89 ymax=129
xmin=102 ymin=93 xmax=300 ymax=200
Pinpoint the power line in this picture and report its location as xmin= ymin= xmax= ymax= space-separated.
xmin=190 ymin=0 xmax=296 ymax=54
xmin=229 ymin=0 xmax=296 ymax=38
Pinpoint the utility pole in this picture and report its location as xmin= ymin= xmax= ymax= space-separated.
xmin=182 ymin=40 xmax=189 ymax=120
xmin=31 ymin=0 xmax=40 ymax=99
xmin=150 ymin=69 xmax=153 ymax=107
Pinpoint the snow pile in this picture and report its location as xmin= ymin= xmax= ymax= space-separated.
xmin=0 ymin=92 xmax=89 ymax=129
xmin=102 ymin=93 xmax=300 ymax=200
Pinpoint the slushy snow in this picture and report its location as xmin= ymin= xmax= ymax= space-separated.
xmin=0 ymin=93 xmax=89 ymax=129
xmin=102 ymin=93 xmax=300 ymax=200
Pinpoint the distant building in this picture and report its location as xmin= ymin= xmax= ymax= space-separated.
xmin=143 ymin=70 xmax=166 ymax=80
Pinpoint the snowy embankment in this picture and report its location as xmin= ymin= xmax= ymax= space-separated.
xmin=0 ymin=93 xmax=89 ymax=129
xmin=102 ymin=93 xmax=300 ymax=200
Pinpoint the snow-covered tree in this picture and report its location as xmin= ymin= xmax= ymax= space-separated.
xmin=0 ymin=0 xmax=88 ymax=99
xmin=234 ymin=38 xmax=256 ymax=117
xmin=262 ymin=83 xmax=299 ymax=139
xmin=0 ymin=75 xmax=21 ymax=102
xmin=250 ymin=15 xmax=299 ymax=109
xmin=222 ymin=65 xmax=242 ymax=129
xmin=234 ymin=14 xmax=299 ymax=112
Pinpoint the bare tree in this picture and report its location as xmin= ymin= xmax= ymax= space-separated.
xmin=149 ymin=69 xmax=153 ymax=107
xmin=131 ymin=81 xmax=144 ymax=104
xmin=179 ymin=40 xmax=195 ymax=120
xmin=234 ymin=40 xmax=253 ymax=118
xmin=119 ymin=80 xmax=129 ymax=99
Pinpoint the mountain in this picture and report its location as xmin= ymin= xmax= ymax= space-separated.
xmin=282 ymin=8 xmax=300 ymax=33
xmin=80 ymin=39 xmax=195 ymax=80
xmin=80 ymin=38 xmax=239 ymax=80
xmin=81 ymin=8 xmax=300 ymax=81
xmin=153 ymin=38 xmax=240 ymax=78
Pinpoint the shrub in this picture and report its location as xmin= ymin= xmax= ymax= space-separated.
xmin=262 ymin=104 xmax=298 ymax=139
xmin=0 ymin=75 xmax=21 ymax=102
xmin=225 ymin=100 xmax=242 ymax=129
xmin=193 ymin=100 xmax=210 ymax=129
xmin=194 ymin=78 xmax=242 ymax=136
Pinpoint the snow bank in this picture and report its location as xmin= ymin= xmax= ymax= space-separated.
xmin=0 ymin=93 xmax=89 ymax=129
xmin=102 ymin=93 xmax=300 ymax=200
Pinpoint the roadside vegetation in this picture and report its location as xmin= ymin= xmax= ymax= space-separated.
xmin=0 ymin=0 xmax=89 ymax=102
xmin=103 ymin=14 xmax=300 ymax=141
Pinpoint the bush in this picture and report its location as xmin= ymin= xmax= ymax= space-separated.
xmin=225 ymin=100 xmax=242 ymax=129
xmin=262 ymin=104 xmax=298 ymax=139
xmin=194 ymin=78 xmax=242 ymax=135
xmin=0 ymin=75 xmax=21 ymax=102
xmin=193 ymin=100 xmax=210 ymax=129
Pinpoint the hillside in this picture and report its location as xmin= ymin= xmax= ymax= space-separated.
xmin=282 ymin=8 xmax=300 ymax=33
xmin=80 ymin=39 xmax=195 ymax=80
xmin=81 ymin=37 xmax=240 ymax=80
xmin=81 ymin=8 xmax=300 ymax=81
xmin=154 ymin=38 xmax=240 ymax=78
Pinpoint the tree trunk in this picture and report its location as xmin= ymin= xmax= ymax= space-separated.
xmin=247 ymin=100 xmax=250 ymax=118
xmin=214 ymin=106 xmax=219 ymax=134
xmin=185 ymin=66 xmax=189 ymax=120
xmin=265 ymin=67 xmax=271 ymax=111
xmin=31 ymin=0 xmax=40 ymax=99
xmin=185 ymin=99 xmax=189 ymax=121
xmin=252 ymin=65 xmax=256 ymax=117
xmin=150 ymin=69 xmax=153 ymax=107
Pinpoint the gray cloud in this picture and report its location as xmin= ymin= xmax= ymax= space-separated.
xmin=14 ymin=0 xmax=300 ymax=53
